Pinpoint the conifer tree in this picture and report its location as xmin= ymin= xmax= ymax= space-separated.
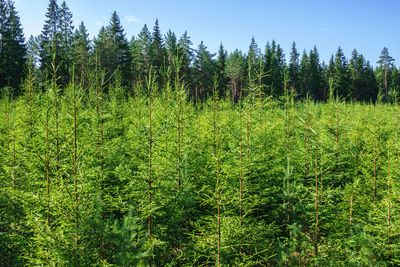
xmin=0 ymin=0 xmax=26 ymax=92
xmin=58 ymin=1 xmax=73 ymax=83
xmin=216 ymin=43 xmax=228 ymax=97
xmin=72 ymin=21 xmax=90 ymax=87
xmin=165 ymin=29 xmax=177 ymax=66
xmin=332 ymin=47 xmax=351 ymax=100
xmin=93 ymin=11 xmax=130 ymax=86
xmin=149 ymin=19 xmax=166 ymax=83
xmin=177 ymin=31 xmax=193 ymax=83
xmin=299 ymin=50 xmax=309 ymax=98
xmin=289 ymin=41 xmax=300 ymax=95
xmin=130 ymin=24 xmax=151 ymax=86
xmin=226 ymin=50 xmax=245 ymax=102
xmin=192 ymin=41 xmax=215 ymax=102
xmin=108 ymin=11 xmax=131 ymax=86
xmin=308 ymin=46 xmax=324 ymax=100
xmin=247 ymin=37 xmax=259 ymax=83
xmin=377 ymin=47 xmax=395 ymax=100
xmin=40 ymin=0 xmax=74 ymax=84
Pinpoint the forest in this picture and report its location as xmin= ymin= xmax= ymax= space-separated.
xmin=1 ymin=0 xmax=400 ymax=266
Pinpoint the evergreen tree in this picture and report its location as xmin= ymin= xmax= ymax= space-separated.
xmin=299 ymin=50 xmax=309 ymax=98
xmin=348 ymin=49 xmax=377 ymax=101
xmin=288 ymin=41 xmax=300 ymax=95
xmin=192 ymin=41 xmax=215 ymax=102
xmin=26 ymin=35 xmax=40 ymax=67
xmin=264 ymin=40 xmax=285 ymax=96
xmin=72 ymin=21 xmax=90 ymax=86
xmin=39 ymin=0 xmax=59 ymax=75
xmin=149 ymin=18 xmax=166 ymax=82
xmin=216 ymin=43 xmax=228 ymax=97
xmin=93 ymin=11 xmax=131 ymax=87
xmin=0 ymin=0 xmax=26 ymax=92
xmin=226 ymin=49 xmax=246 ymax=102
xmin=165 ymin=29 xmax=177 ymax=66
xmin=376 ymin=47 xmax=395 ymax=100
xmin=308 ymin=46 xmax=324 ymax=100
xmin=130 ymin=24 xmax=151 ymax=86
xmin=58 ymin=1 xmax=73 ymax=83
xmin=332 ymin=47 xmax=351 ymax=100
xmin=247 ymin=37 xmax=260 ymax=81
xmin=108 ymin=11 xmax=131 ymax=86
xmin=38 ymin=0 xmax=74 ymax=85
xmin=177 ymin=31 xmax=193 ymax=84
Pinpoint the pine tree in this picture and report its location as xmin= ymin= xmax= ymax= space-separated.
xmin=377 ymin=47 xmax=395 ymax=100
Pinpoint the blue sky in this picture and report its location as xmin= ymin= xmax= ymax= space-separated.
xmin=14 ymin=0 xmax=400 ymax=66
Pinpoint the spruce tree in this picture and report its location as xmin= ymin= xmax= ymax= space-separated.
xmin=165 ymin=29 xmax=177 ymax=66
xmin=308 ymin=46 xmax=324 ymax=100
xmin=0 ymin=0 xmax=26 ymax=92
xmin=192 ymin=41 xmax=215 ymax=102
xmin=299 ymin=50 xmax=309 ymax=98
xmin=216 ymin=43 xmax=228 ymax=97
xmin=130 ymin=24 xmax=151 ymax=84
xmin=247 ymin=37 xmax=259 ymax=82
xmin=177 ymin=31 xmax=193 ymax=85
xmin=73 ymin=21 xmax=90 ymax=86
xmin=58 ymin=0 xmax=74 ymax=84
xmin=40 ymin=0 xmax=60 ymax=78
xmin=225 ymin=49 xmax=246 ymax=102
xmin=149 ymin=18 xmax=166 ymax=83
xmin=289 ymin=41 xmax=300 ymax=95
xmin=333 ymin=47 xmax=351 ymax=100
xmin=108 ymin=11 xmax=131 ymax=86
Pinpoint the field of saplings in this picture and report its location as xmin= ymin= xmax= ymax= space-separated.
xmin=1 ymin=69 xmax=399 ymax=266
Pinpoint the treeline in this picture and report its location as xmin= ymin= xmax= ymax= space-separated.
xmin=1 ymin=0 xmax=400 ymax=102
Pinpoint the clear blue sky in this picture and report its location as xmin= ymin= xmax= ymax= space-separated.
xmin=14 ymin=0 xmax=400 ymax=66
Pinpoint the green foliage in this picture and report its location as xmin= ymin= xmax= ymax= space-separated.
xmin=2 ymin=66 xmax=400 ymax=265
xmin=0 ymin=0 xmax=26 ymax=92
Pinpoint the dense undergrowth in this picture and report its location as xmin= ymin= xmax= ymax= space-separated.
xmin=1 ymin=70 xmax=400 ymax=266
